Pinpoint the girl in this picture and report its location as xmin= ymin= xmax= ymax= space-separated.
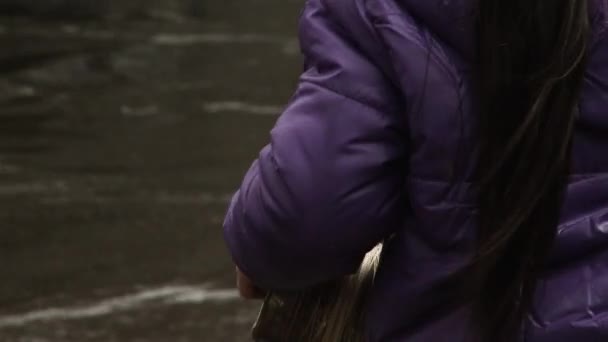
xmin=224 ymin=0 xmax=608 ymax=340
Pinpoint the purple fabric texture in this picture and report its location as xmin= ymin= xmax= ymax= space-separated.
xmin=223 ymin=0 xmax=608 ymax=340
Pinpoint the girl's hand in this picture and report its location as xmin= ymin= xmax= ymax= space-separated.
xmin=236 ymin=267 xmax=266 ymax=299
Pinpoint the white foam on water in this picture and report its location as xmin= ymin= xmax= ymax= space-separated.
xmin=282 ymin=39 xmax=300 ymax=55
xmin=0 ymin=285 xmax=239 ymax=328
xmin=154 ymin=193 xmax=233 ymax=205
xmin=0 ymin=162 xmax=21 ymax=175
xmin=146 ymin=10 xmax=188 ymax=24
xmin=0 ymin=181 xmax=68 ymax=196
xmin=203 ymin=101 xmax=281 ymax=116
xmin=152 ymin=33 xmax=288 ymax=45
xmin=120 ymin=105 xmax=160 ymax=117
xmin=38 ymin=192 xmax=233 ymax=205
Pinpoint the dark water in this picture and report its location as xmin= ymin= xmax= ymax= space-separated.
xmin=0 ymin=1 xmax=301 ymax=340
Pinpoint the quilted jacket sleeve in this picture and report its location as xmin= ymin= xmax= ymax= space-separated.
xmin=223 ymin=0 xmax=407 ymax=291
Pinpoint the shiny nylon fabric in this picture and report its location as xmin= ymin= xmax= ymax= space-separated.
xmin=223 ymin=0 xmax=608 ymax=340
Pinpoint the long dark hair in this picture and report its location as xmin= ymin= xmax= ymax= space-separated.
xmin=472 ymin=0 xmax=589 ymax=340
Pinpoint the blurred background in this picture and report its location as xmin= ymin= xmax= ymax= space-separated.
xmin=0 ymin=0 xmax=302 ymax=340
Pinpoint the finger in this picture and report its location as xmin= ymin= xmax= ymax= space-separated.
xmin=236 ymin=270 xmax=266 ymax=299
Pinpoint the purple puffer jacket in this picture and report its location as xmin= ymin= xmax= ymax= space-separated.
xmin=223 ymin=0 xmax=608 ymax=340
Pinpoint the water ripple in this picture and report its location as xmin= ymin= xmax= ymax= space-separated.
xmin=203 ymin=101 xmax=281 ymax=116
xmin=0 ymin=284 xmax=239 ymax=328
xmin=152 ymin=33 xmax=292 ymax=45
